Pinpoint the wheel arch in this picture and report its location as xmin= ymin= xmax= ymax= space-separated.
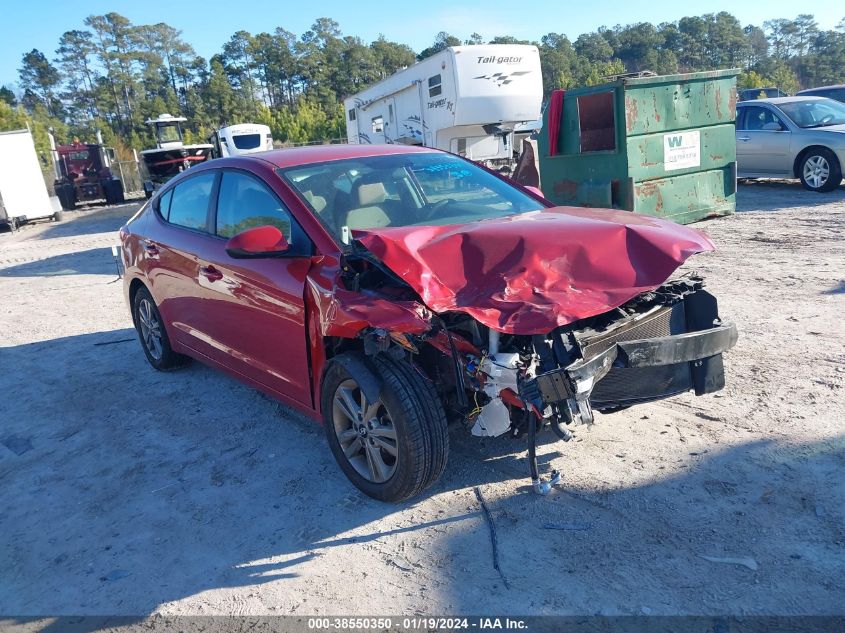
xmin=321 ymin=348 xmax=383 ymax=406
xmin=316 ymin=336 xmax=446 ymax=416
xmin=323 ymin=336 xmax=364 ymax=361
xmin=128 ymin=277 xmax=146 ymax=323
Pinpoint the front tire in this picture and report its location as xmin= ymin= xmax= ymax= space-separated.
xmin=799 ymin=148 xmax=842 ymax=192
xmin=56 ymin=184 xmax=76 ymax=210
xmin=103 ymin=179 xmax=125 ymax=205
xmin=322 ymin=352 xmax=448 ymax=502
xmin=132 ymin=286 xmax=189 ymax=370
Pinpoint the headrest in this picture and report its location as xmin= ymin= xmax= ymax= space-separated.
xmin=302 ymin=190 xmax=327 ymax=213
xmin=346 ymin=206 xmax=391 ymax=230
xmin=357 ymin=182 xmax=387 ymax=206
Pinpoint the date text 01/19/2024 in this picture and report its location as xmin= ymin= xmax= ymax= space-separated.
xmin=306 ymin=617 xmax=529 ymax=630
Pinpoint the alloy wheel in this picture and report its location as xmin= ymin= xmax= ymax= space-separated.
xmin=332 ymin=378 xmax=398 ymax=483
xmin=137 ymin=298 xmax=163 ymax=361
xmin=804 ymin=155 xmax=830 ymax=189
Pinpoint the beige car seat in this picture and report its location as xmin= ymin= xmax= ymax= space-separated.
xmin=344 ymin=182 xmax=392 ymax=230
xmin=302 ymin=190 xmax=327 ymax=213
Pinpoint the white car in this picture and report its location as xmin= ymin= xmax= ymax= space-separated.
xmin=736 ymin=96 xmax=845 ymax=192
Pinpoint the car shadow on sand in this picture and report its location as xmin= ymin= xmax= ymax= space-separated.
xmin=1 ymin=329 xmax=843 ymax=626
xmin=822 ymin=280 xmax=845 ymax=295
xmin=32 ymin=202 xmax=142 ymax=241
xmin=0 ymin=248 xmax=120 ymax=278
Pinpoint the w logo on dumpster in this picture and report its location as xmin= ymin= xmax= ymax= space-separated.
xmin=663 ymin=130 xmax=700 ymax=171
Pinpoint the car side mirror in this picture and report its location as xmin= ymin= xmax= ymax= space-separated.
xmin=762 ymin=121 xmax=783 ymax=131
xmin=225 ymin=225 xmax=290 ymax=258
xmin=524 ymin=185 xmax=546 ymax=199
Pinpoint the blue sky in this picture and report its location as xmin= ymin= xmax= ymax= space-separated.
xmin=1 ymin=0 xmax=842 ymax=88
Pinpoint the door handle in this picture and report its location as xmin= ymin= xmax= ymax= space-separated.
xmin=200 ymin=265 xmax=223 ymax=282
xmin=737 ymin=136 xmax=750 ymax=142
xmin=141 ymin=240 xmax=159 ymax=255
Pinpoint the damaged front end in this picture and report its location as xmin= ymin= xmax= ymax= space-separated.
xmin=312 ymin=210 xmax=737 ymax=495
xmin=530 ymin=277 xmax=737 ymax=424
xmin=403 ymin=277 xmax=737 ymax=493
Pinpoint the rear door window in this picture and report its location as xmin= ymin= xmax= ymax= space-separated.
xmin=167 ymin=172 xmax=216 ymax=231
xmin=736 ymin=107 xmax=747 ymax=130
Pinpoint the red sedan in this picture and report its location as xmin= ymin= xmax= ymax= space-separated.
xmin=121 ymin=145 xmax=736 ymax=501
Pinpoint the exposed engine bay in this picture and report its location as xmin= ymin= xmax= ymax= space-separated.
xmin=336 ymin=241 xmax=738 ymax=494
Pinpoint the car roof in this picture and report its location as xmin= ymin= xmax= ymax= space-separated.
xmin=244 ymin=144 xmax=439 ymax=169
xmin=798 ymin=85 xmax=845 ymax=93
xmin=738 ymin=96 xmax=828 ymax=105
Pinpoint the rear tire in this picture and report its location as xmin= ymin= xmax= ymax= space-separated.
xmin=799 ymin=148 xmax=842 ymax=192
xmin=132 ymin=286 xmax=190 ymax=371
xmin=322 ymin=352 xmax=448 ymax=502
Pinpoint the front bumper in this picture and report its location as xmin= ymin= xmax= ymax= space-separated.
xmin=524 ymin=287 xmax=738 ymax=415
xmin=531 ymin=322 xmax=737 ymax=406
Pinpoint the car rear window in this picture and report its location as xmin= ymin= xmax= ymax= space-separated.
xmin=167 ymin=172 xmax=216 ymax=231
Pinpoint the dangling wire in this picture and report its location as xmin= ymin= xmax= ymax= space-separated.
xmin=468 ymin=390 xmax=483 ymax=418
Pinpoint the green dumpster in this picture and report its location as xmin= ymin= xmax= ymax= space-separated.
xmin=537 ymin=69 xmax=740 ymax=224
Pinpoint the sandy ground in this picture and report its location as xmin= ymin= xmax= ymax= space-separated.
xmin=0 ymin=182 xmax=843 ymax=619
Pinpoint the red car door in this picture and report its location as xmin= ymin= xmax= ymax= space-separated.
xmin=194 ymin=169 xmax=313 ymax=407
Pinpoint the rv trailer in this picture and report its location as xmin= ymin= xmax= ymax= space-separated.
xmin=209 ymin=123 xmax=274 ymax=158
xmin=344 ymin=45 xmax=542 ymax=166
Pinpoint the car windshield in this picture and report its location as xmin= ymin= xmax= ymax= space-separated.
xmin=278 ymin=152 xmax=544 ymax=242
xmin=776 ymin=99 xmax=845 ymax=128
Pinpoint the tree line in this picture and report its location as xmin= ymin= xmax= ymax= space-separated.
xmin=2 ymin=12 xmax=844 ymax=161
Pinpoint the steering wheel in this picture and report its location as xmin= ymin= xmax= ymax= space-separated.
xmin=819 ymin=114 xmax=835 ymax=125
xmin=420 ymin=197 xmax=456 ymax=221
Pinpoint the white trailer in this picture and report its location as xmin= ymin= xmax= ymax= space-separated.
xmin=0 ymin=129 xmax=58 ymax=230
xmin=344 ymin=45 xmax=542 ymax=165
xmin=209 ymin=123 xmax=274 ymax=158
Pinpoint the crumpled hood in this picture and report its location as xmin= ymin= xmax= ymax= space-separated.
xmin=353 ymin=206 xmax=714 ymax=335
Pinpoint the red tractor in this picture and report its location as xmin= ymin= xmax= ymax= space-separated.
xmin=54 ymin=142 xmax=125 ymax=210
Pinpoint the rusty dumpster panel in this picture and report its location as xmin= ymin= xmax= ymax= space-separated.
xmin=627 ymin=123 xmax=736 ymax=183
xmin=633 ymin=169 xmax=734 ymax=224
xmin=538 ymin=69 xmax=740 ymax=224
xmin=622 ymin=71 xmax=738 ymax=136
